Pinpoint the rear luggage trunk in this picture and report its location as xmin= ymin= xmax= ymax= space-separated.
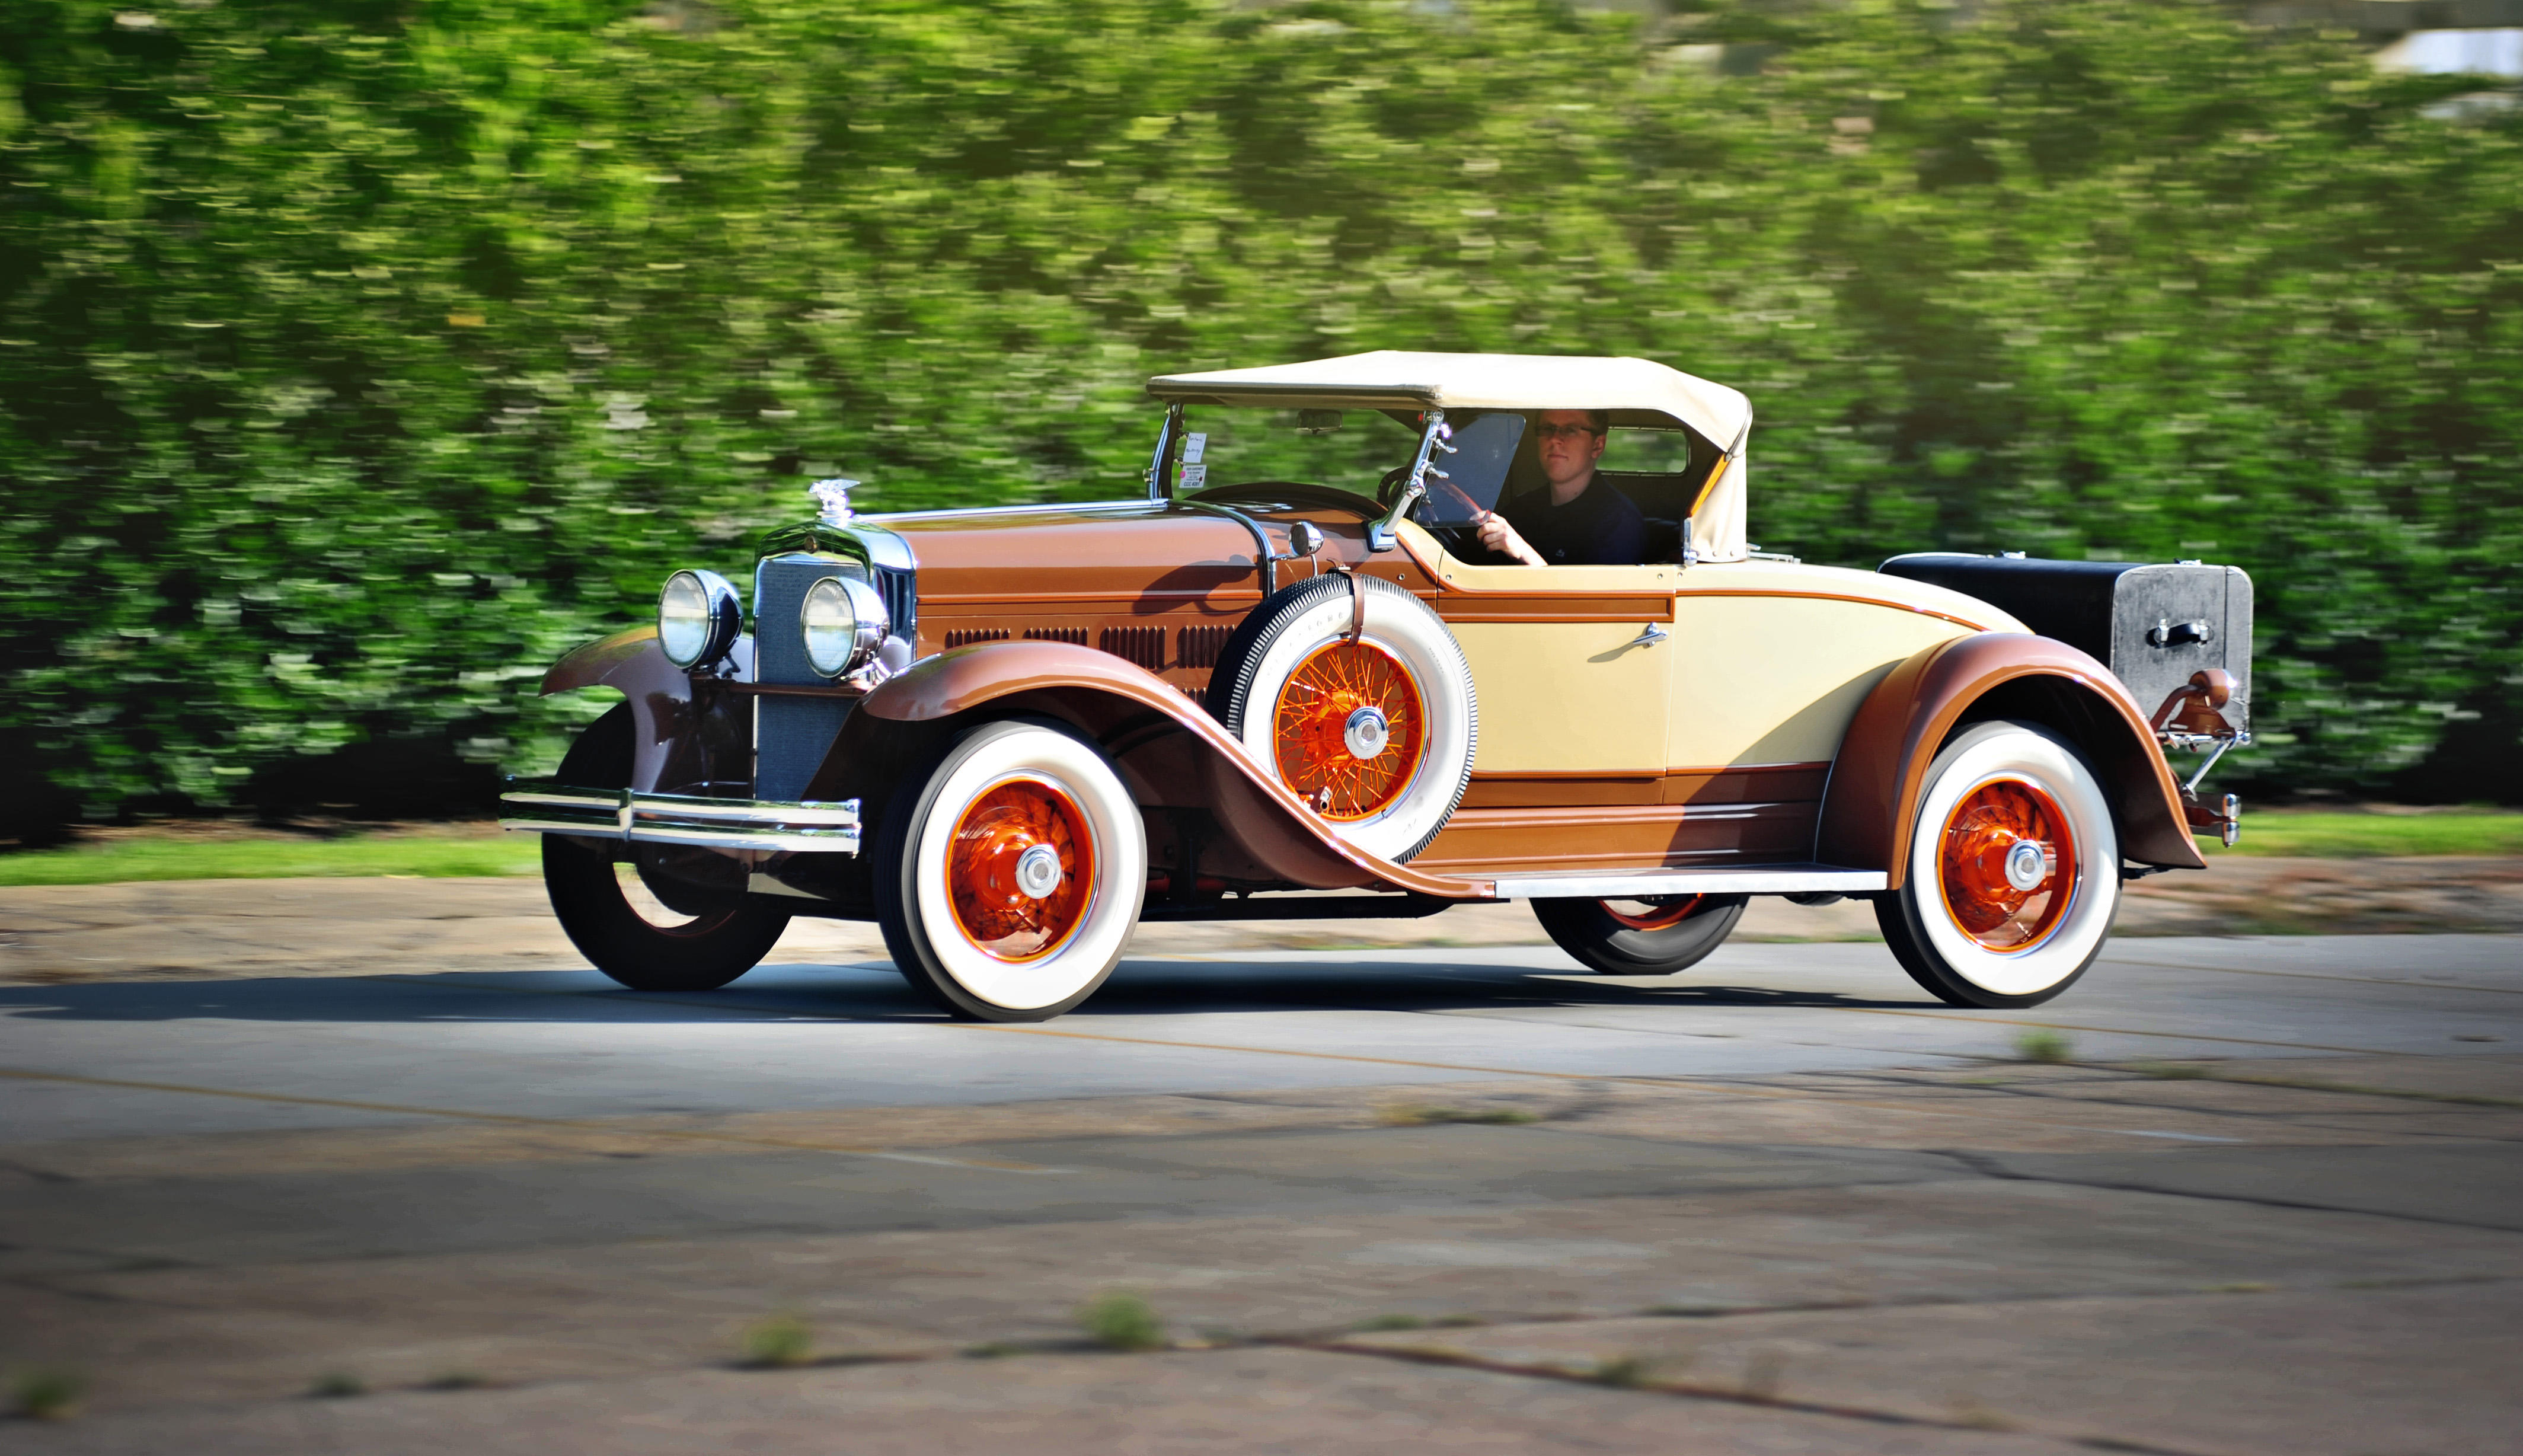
xmin=1878 ymin=554 xmax=2252 ymax=735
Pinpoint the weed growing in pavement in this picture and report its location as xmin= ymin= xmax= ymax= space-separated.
xmin=2012 ymin=1029 xmax=2074 ymax=1064
xmin=306 ymin=1371 xmax=366 ymax=1398
xmin=8 ymin=1367 xmax=85 ymax=1420
xmin=740 ymin=1314 xmax=817 ymax=1369
xmin=1353 ymin=1314 xmax=1427 ymax=1332
xmin=1592 ymin=1354 xmax=1655 ymax=1388
xmin=2136 ymin=1060 xmax=2209 ymax=1079
xmin=1078 ymin=1292 xmax=1166 ymax=1352
xmin=424 ymin=1370 xmax=493 ymax=1391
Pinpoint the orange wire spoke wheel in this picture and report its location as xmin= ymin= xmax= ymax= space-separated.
xmin=946 ymin=775 xmax=1097 ymax=963
xmin=1936 ymin=778 xmax=2076 ymax=953
xmin=1272 ymin=639 xmax=1426 ymax=822
xmin=1602 ymin=896 xmax=1706 ymax=932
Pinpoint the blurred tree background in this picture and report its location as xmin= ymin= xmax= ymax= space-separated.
xmin=2 ymin=0 xmax=2517 ymax=836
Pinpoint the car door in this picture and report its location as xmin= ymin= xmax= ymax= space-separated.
xmin=1418 ymin=554 xmax=1678 ymax=775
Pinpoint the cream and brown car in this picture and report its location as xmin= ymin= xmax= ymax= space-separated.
xmin=500 ymin=351 xmax=2251 ymax=1021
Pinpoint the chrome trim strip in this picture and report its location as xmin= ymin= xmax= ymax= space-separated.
xmin=498 ymin=779 xmax=862 ymax=854
xmin=1491 ymin=865 xmax=1886 ymax=899
xmin=862 ymin=500 xmax=1153 ymax=523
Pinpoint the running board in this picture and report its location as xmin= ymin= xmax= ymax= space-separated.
xmin=1488 ymin=864 xmax=1886 ymax=901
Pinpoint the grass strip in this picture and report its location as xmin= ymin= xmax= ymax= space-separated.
xmin=2220 ymin=812 xmax=2523 ymax=858
xmin=0 ymin=831 xmax=538 ymax=887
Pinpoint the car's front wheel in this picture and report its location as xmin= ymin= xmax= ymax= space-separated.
xmin=1532 ymin=894 xmax=1748 ymax=976
xmin=875 ymin=719 xmax=1146 ymax=1021
xmin=541 ymin=705 xmax=792 ymax=992
xmin=1874 ymin=720 xmax=2121 ymax=1008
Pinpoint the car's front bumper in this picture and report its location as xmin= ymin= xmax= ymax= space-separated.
xmin=498 ymin=778 xmax=862 ymax=854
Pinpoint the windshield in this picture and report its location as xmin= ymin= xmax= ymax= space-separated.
xmin=1165 ymin=407 xmax=1524 ymax=522
xmin=1168 ymin=407 xmax=1417 ymax=500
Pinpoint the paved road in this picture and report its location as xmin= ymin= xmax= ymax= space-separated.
xmin=2 ymin=928 xmax=2519 ymax=1452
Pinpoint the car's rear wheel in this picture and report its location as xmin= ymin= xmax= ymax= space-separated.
xmin=541 ymin=705 xmax=791 ymax=992
xmin=1532 ymin=894 xmax=1748 ymax=976
xmin=1874 ymin=720 xmax=2120 ymax=1009
xmin=875 ymin=719 xmax=1146 ymax=1021
xmin=1209 ymin=573 xmax=1477 ymax=864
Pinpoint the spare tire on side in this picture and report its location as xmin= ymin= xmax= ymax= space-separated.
xmin=1208 ymin=573 xmax=1477 ymax=864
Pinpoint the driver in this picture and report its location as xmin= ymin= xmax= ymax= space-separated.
xmin=1473 ymin=409 xmax=1644 ymax=566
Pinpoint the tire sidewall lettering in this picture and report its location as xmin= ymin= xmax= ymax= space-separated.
xmin=1226 ymin=577 xmax=1476 ymax=864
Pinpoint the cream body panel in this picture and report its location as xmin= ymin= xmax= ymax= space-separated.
xmin=1666 ymin=562 xmax=2021 ymax=769
xmin=1451 ymin=618 xmax=1673 ymax=773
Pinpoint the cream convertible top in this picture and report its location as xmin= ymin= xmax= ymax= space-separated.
xmin=1146 ymin=350 xmax=1754 ymax=562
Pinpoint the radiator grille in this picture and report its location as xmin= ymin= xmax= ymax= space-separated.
xmin=1176 ymin=624 xmax=1232 ymax=669
xmin=944 ymin=627 xmax=1010 ymax=650
xmin=750 ymin=552 xmax=893 ymax=803
xmin=1025 ymin=626 xmax=1088 ymax=645
xmin=1098 ymin=625 xmax=1166 ymax=671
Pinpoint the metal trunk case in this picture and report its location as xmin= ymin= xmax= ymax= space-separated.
xmin=1877 ymin=554 xmax=2253 ymax=733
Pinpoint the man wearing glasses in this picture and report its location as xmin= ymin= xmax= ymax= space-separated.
xmin=1471 ymin=408 xmax=1647 ymax=567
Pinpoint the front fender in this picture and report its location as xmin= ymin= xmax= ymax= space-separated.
xmin=1816 ymin=633 xmax=2203 ymax=885
xmin=853 ymin=641 xmax=1484 ymax=898
xmin=541 ymin=626 xmax=752 ymax=796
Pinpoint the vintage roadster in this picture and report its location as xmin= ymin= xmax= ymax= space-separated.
xmin=500 ymin=352 xmax=2251 ymax=1020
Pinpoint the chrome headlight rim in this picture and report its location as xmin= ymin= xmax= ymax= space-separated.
xmin=658 ymin=569 xmax=742 ymax=670
xmin=800 ymin=573 xmax=890 ymax=679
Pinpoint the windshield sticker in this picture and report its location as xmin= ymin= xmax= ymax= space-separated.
xmin=1182 ymin=432 xmax=1208 ymax=464
xmin=1177 ymin=462 xmax=1208 ymax=490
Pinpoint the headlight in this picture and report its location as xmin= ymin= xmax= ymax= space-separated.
xmin=657 ymin=569 xmax=742 ymax=670
xmin=800 ymin=574 xmax=890 ymax=678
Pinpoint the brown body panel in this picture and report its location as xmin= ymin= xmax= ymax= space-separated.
xmin=851 ymin=640 xmax=1487 ymax=900
xmin=1815 ymin=633 xmax=2205 ymax=885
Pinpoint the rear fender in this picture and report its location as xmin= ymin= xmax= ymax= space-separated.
xmin=1816 ymin=633 xmax=2202 ymax=886
xmin=844 ymin=641 xmax=1482 ymax=898
xmin=541 ymin=627 xmax=754 ymax=796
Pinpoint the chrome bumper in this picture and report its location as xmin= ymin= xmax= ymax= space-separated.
xmin=498 ymin=778 xmax=861 ymax=854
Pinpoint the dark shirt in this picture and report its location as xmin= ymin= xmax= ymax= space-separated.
xmin=1497 ymin=477 xmax=1645 ymax=566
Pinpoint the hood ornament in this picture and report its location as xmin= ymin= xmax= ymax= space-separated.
xmin=808 ymin=478 xmax=860 ymax=526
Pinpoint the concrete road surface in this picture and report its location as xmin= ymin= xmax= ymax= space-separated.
xmin=1 ymin=918 xmax=2518 ymax=1454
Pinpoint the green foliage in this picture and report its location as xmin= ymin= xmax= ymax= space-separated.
xmin=2013 ymin=1028 xmax=2075 ymax=1064
xmin=739 ymin=1312 xmax=816 ymax=1368
xmin=7 ymin=1365 xmax=86 ymax=1420
xmin=1077 ymin=1290 xmax=1166 ymax=1351
xmin=3 ymin=1 xmax=2517 ymax=820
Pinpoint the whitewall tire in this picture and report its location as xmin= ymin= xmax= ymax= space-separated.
xmin=1874 ymin=720 xmax=2121 ymax=1008
xmin=1209 ymin=574 xmax=1477 ymax=864
xmin=876 ymin=720 xmax=1146 ymax=1021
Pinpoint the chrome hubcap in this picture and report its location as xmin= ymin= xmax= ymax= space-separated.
xmin=1343 ymin=705 xmax=1391 ymax=761
xmin=1014 ymin=843 xmax=1065 ymax=900
xmin=2004 ymin=839 xmax=2049 ymax=893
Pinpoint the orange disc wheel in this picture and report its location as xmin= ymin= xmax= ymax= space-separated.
xmin=1936 ymin=778 xmax=2076 ymax=953
xmin=946 ymin=775 xmax=1097 ymax=963
xmin=1271 ymin=639 xmax=1426 ymax=821
xmin=1601 ymin=896 xmax=1707 ymax=931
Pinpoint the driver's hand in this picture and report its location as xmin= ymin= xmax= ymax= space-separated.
xmin=1475 ymin=510 xmax=1545 ymax=567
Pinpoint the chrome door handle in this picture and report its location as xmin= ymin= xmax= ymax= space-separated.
xmin=1627 ymin=624 xmax=1669 ymax=649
